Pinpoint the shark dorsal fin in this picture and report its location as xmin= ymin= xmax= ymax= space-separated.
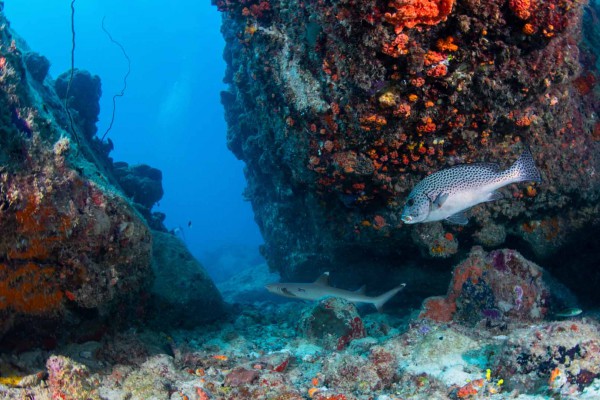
xmin=314 ymin=272 xmax=330 ymax=286
xmin=354 ymin=285 xmax=366 ymax=295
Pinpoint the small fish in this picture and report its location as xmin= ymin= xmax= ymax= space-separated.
xmin=553 ymin=307 xmax=583 ymax=318
xmin=265 ymin=272 xmax=405 ymax=311
xmin=401 ymin=149 xmax=542 ymax=225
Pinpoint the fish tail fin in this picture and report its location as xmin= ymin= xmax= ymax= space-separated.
xmin=508 ymin=147 xmax=542 ymax=184
xmin=372 ymin=283 xmax=406 ymax=312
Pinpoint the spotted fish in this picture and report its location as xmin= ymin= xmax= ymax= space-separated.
xmin=401 ymin=149 xmax=542 ymax=225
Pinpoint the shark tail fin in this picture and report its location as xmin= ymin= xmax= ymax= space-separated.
xmin=372 ymin=283 xmax=406 ymax=312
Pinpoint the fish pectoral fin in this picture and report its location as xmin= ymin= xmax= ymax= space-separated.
xmin=445 ymin=211 xmax=469 ymax=225
xmin=314 ymin=272 xmax=330 ymax=286
xmin=485 ymin=191 xmax=504 ymax=202
xmin=427 ymin=192 xmax=448 ymax=209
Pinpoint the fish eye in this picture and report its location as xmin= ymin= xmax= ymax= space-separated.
xmin=407 ymin=199 xmax=414 ymax=206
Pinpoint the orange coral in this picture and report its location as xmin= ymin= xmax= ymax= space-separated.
xmin=457 ymin=379 xmax=485 ymax=398
xmin=9 ymin=195 xmax=72 ymax=261
xmin=436 ymin=36 xmax=458 ymax=52
xmin=0 ymin=263 xmax=63 ymax=314
xmin=382 ymin=33 xmax=409 ymax=57
xmin=509 ymin=0 xmax=534 ymax=20
xmin=417 ymin=117 xmax=436 ymax=133
xmin=420 ymin=296 xmax=456 ymax=321
xmin=394 ymin=102 xmax=412 ymax=118
xmin=360 ymin=114 xmax=388 ymax=130
xmin=385 ymin=0 xmax=455 ymax=33
xmin=424 ymin=51 xmax=445 ymax=66
xmin=427 ymin=63 xmax=448 ymax=77
xmin=522 ymin=23 xmax=535 ymax=35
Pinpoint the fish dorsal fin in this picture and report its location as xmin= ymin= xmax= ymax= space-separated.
xmin=314 ymin=272 xmax=330 ymax=286
xmin=446 ymin=211 xmax=469 ymax=225
xmin=354 ymin=285 xmax=366 ymax=295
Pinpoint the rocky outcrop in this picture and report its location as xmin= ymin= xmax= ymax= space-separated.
xmin=55 ymin=68 xmax=101 ymax=140
xmin=419 ymin=247 xmax=551 ymax=325
xmin=148 ymin=231 xmax=225 ymax=329
xmin=0 ymin=13 xmax=152 ymax=340
xmin=214 ymin=0 xmax=600 ymax=301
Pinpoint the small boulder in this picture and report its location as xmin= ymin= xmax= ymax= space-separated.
xmin=420 ymin=247 xmax=550 ymax=325
xmin=298 ymin=297 xmax=366 ymax=350
xmin=55 ymin=68 xmax=101 ymax=138
xmin=113 ymin=162 xmax=164 ymax=211
xmin=23 ymin=52 xmax=50 ymax=83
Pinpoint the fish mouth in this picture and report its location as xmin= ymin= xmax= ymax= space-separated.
xmin=401 ymin=215 xmax=414 ymax=223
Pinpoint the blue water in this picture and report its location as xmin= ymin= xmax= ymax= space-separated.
xmin=4 ymin=0 xmax=264 ymax=276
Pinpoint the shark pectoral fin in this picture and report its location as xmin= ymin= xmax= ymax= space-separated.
xmin=354 ymin=285 xmax=366 ymax=295
xmin=485 ymin=191 xmax=504 ymax=202
xmin=445 ymin=211 xmax=469 ymax=225
xmin=314 ymin=272 xmax=330 ymax=286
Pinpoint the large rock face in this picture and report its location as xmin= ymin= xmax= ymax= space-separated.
xmin=0 ymin=13 xmax=152 ymax=339
xmin=149 ymin=231 xmax=225 ymax=329
xmin=214 ymin=0 xmax=600 ymax=294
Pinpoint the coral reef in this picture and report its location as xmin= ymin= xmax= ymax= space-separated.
xmin=1 ymin=292 xmax=598 ymax=399
xmin=213 ymin=0 xmax=600 ymax=306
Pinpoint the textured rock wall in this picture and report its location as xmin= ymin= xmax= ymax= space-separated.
xmin=0 ymin=13 xmax=153 ymax=339
xmin=214 ymin=0 xmax=600 ymax=291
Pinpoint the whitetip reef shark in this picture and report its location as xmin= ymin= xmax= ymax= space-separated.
xmin=265 ymin=272 xmax=406 ymax=311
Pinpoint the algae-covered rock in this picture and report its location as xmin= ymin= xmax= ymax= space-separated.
xmin=213 ymin=0 xmax=600 ymax=304
xmin=46 ymin=355 xmax=101 ymax=400
xmin=298 ymin=297 xmax=366 ymax=350
xmin=420 ymin=247 xmax=550 ymax=325
xmin=0 ymin=13 xmax=152 ymax=341
xmin=55 ymin=68 xmax=101 ymax=139
xmin=493 ymin=320 xmax=600 ymax=395
xmin=149 ymin=230 xmax=225 ymax=329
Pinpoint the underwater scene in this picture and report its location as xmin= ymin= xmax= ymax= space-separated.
xmin=0 ymin=0 xmax=600 ymax=399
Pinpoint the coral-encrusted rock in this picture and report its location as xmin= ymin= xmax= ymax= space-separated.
xmin=213 ymin=0 xmax=600 ymax=300
xmin=23 ymin=52 xmax=50 ymax=83
xmin=112 ymin=162 xmax=164 ymax=210
xmin=0 ymin=142 xmax=152 ymax=337
xmin=298 ymin=297 xmax=366 ymax=350
xmin=46 ymin=355 xmax=101 ymax=400
xmin=225 ymin=367 xmax=259 ymax=387
xmin=493 ymin=320 xmax=600 ymax=395
xmin=322 ymin=350 xmax=397 ymax=394
xmin=148 ymin=231 xmax=225 ymax=329
xmin=420 ymin=247 xmax=550 ymax=325
xmin=55 ymin=68 xmax=101 ymax=139
xmin=0 ymin=15 xmax=152 ymax=340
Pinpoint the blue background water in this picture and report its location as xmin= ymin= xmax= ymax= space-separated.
xmin=4 ymin=0 xmax=264 ymax=280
